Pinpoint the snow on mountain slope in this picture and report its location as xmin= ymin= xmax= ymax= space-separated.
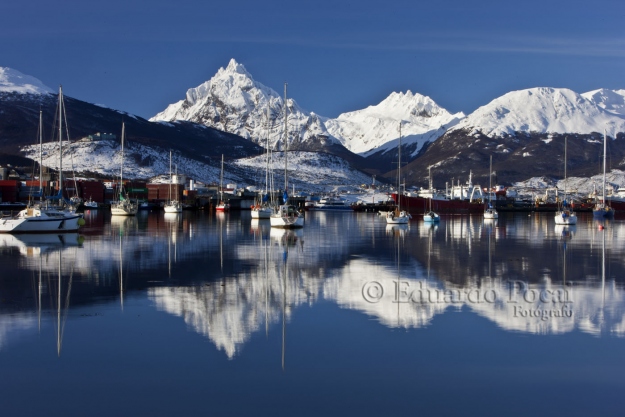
xmin=150 ymin=59 xmax=335 ymax=150
xmin=325 ymin=91 xmax=464 ymax=157
xmin=582 ymin=88 xmax=625 ymax=117
xmin=0 ymin=67 xmax=53 ymax=94
xmin=234 ymin=151 xmax=373 ymax=189
xmin=451 ymin=87 xmax=625 ymax=137
xmin=20 ymin=140 xmax=368 ymax=190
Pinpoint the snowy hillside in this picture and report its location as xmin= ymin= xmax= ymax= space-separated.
xmin=20 ymin=140 xmax=370 ymax=191
xmin=0 ymin=67 xmax=53 ymax=94
xmin=150 ymin=59 xmax=335 ymax=151
xmin=582 ymin=89 xmax=625 ymax=117
xmin=325 ymin=91 xmax=464 ymax=157
xmin=451 ymin=87 xmax=625 ymax=137
xmin=234 ymin=151 xmax=373 ymax=191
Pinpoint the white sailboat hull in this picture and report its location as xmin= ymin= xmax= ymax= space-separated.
xmin=554 ymin=211 xmax=577 ymax=225
xmin=0 ymin=217 xmax=62 ymax=233
xmin=251 ymin=207 xmax=272 ymax=219
xmin=111 ymin=201 xmax=138 ymax=216
xmin=164 ymin=201 xmax=183 ymax=213
xmin=270 ymin=205 xmax=304 ymax=228
xmin=484 ymin=208 xmax=499 ymax=219
xmin=386 ymin=210 xmax=411 ymax=224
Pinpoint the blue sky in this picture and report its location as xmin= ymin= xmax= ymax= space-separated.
xmin=2 ymin=0 xmax=624 ymax=119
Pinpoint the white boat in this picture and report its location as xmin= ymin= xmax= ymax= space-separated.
xmin=0 ymin=207 xmax=65 ymax=233
xmin=484 ymin=155 xmax=499 ymax=220
xmin=4 ymin=87 xmax=84 ymax=233
xmin=313 ymin=196 xmax=352 ymax=211
xmin=593 ymin=130 xmax=614 ymax=218
xmin=84 ymin=198 xmax=98 ymax=209
xmin=163 ymin=151 xmax=182 ymax=213
xmin=423 ymin=166 xmax=440 ymax=222
xmin=386 ymin=123 xmax=411 ymax=225
xmin=111 ymin=123 xmax=138 ymax=216
xmin=270 ymin=83 xmax=304 ymax=229
xmin=554 ymin=136 xmax=577 ymax=225
xmin=423 ymin=211 xmax=440 ymax=222
xmin=251 ymin=205 xmax=272 ymax=219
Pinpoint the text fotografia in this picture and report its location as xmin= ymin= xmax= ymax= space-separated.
xmin=362 ymin=280 xmax=573 ymax=320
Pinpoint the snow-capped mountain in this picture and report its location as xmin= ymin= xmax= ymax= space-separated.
xmin=582 ymin=88 xmax=625 ymax=117
xmin=151 ymin=59 xmax=336 ymax=151
xmin=325 ymin=91 xmax=464 ymax=157
xmin=0 ymin=67 xmax=53 ymax=95
xmin=450 ymin=87 xmax=625 ymax=137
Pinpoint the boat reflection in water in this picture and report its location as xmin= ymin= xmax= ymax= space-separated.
xmin=1 ymin=212 xmax=625 ymax=359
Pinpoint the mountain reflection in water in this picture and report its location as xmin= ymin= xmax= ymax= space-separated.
xmin=1 ymin=211 xmax=623 ymax=358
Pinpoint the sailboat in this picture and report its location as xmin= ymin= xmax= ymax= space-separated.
xmin=215 ymin=154 xmax=230 ymax=212
xmin=423 ymin=166 xmax=440 ymax=222
xmin=554 ymin=136 xmax=577 ymax=225
xmin=111 ymin=122 xmax=138 ymax=216
xmin=484 ymin=155 xmax=499 ymax=219
xmin=270 ymin=83 xmax=304 ymax=228
xmin=593 ymin=130 xmax=614 ymax=218
xmin=251 ymin=107 xmax=273 ymax=219
xmin=386 ymin=123 xmax=411 ymax=225
xmin=1 ymin=87 xmax=83 ymax=233
xmin=163 ymin=150 xmax=182 ymax=213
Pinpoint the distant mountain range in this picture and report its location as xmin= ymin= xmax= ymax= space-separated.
xmin=2 ymin=63 xmax=625 ymax=189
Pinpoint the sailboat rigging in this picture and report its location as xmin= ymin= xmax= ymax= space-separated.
xmin=111 ymin=122 xmax=138 ymax=216
xmin=216 ymin=154 xmax=230 ymax=212
xmin=554 ymin=136 xmax=577 ymax=225
xmin=164 ymin=150 xmax=183 ymax=213
xmin=423 ymin=166 xmax=440 ymax=222
xmin=252 ymin=106 xmax=273 ymax=219
xmin=593 ymin=130 xmax=614 ymax=218
xmin=270 ymin=83 xmax=304 ymax=228
xmin=484 ymin=155 xmax=499 ymax=220
xmin=386 ymin=123 xmax=411 ymax=224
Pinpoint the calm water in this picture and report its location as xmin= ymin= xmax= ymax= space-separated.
xmin=1 ymin=210 xmax=624 ymax=416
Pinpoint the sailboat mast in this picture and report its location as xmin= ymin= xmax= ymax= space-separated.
xmin=603 ymin=129 xmax=607 ymax=204
xmin=397 ymin=123 xmax=402 ymax=210
xmin=564 ymin=136 xmax=567 ymax=198
xmin=120 ymin=122 xmax=125 ymax=199
xmin=283 ymin=82 xmax=288 ymax=193
xmin=39 ymin=109 xmax=43 ymax=196
xmin=220 ymin=154 xmax=224 ymax=199
xmin=169 ymin=150 xmax=172 ymax=202
xmin=58 ymin=86 xmax=63 ymax=198
xmin=489 ymin=155 xmax=493 ymax=205
xmin=265 ymin=106 xmax=270 ymax=194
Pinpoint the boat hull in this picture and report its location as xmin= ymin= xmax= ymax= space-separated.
xmin=251 ymin=208 xmax=272 ymax=219
xmin=393 ymin=194 xmax=483 ymax=214
xmin=270 ymin=215 xmax=304 ymax=228
xmin=554 ymin=211 xmax=577 ymax=225
xmin=0 ymin=217 xmax=63 ymax=233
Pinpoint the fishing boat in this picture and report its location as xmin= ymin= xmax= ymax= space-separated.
xmin=270 ymin=83 xmax=304 ymax=228
xmin=216 ymin=154 xmax=230 ymax=212
xmin=386 ymin=123 xmax=411 ymax=225
xmin=423 ymin=166 xmax=440 ymax=222
xmin=593 ymin=130 xmax=614 ymax=218
xmin=111 ymin=123 xmax=138 ymax=216
xmin=395 ymin=178 xmax=484 ymax=214
xmin=163 ymin=150 xmax=182 ymax=213
xmin=484 ymin=155 xmax=499 ymax=220
xmin=554 ymin=137 xmax=577 ymax=225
